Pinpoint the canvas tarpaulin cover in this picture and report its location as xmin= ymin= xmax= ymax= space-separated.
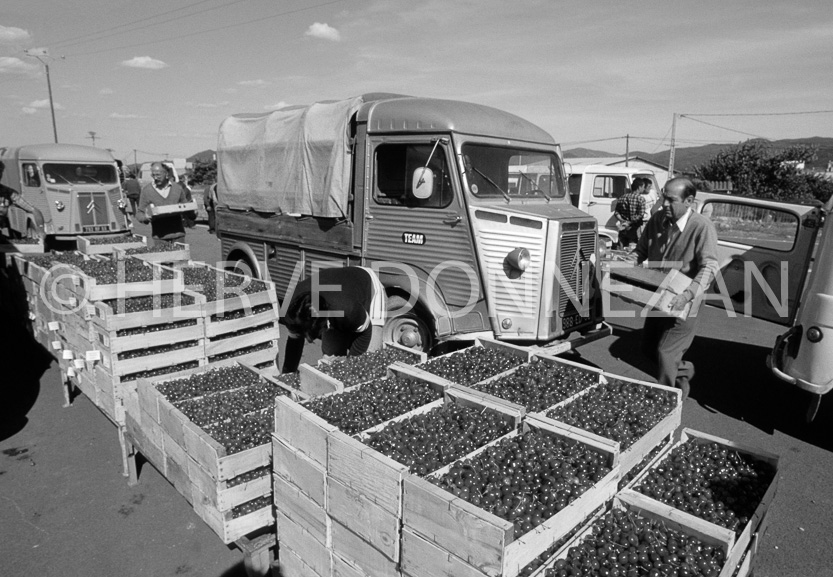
xmin=217 ymin=96 xmax=363 ymax=218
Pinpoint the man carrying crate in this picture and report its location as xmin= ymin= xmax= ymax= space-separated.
xmin=635 ymin=177 xmax=719 ymax=399
xmin=136 ymin=162 xmax=195 ymax=241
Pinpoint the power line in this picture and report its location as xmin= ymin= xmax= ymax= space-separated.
xmin=65 ymin=0 xmax=347 ymax=57
xmin=50 ymin=0 xmax=223 ymax=49
xmin=55 ymin=0 xmax=249 ymax=52
xmin=680 ymin=115 xmax=767 ymax=139
xmin=682 ymin=110 xmax=833 ymax=118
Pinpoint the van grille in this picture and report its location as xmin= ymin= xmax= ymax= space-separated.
xmin=76 ymin=192 xmax=109 ymax=229
xmin=556 ymin=228 xmax=596 ymax=316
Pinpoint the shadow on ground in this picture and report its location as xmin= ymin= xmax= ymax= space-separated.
xmin=602 ymin=324 xmax=833 ymax=452
xmin=0 ymin=262 xmax=53 ymax=441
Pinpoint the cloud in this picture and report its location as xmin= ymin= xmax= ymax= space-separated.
xmin=22 ymin=99 xmax=64 ymax=114
xmin=109 ymin=112 xmax=143 ymax=119
xmin=189 ymin=101 xmax=229 ymax=109
xmin=264 ymin=101 xmax=290 ymax=111
xmin=99 ymin=87 xmax=114 ymax=95
xmin=0 ymin=25 xmax=31 ymax=44
xmin=305 ymin=22 xmax=341 ymax=42
xmin=0 ymin=56 xmax=40 ymax=75
xmin=121 ymin=56 xmax=168 ymax=70
xmin=238 ymin=79 xmax=268 ymax=87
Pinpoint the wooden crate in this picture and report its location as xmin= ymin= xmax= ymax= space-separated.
xmin=149 ymin=201 xmax=198 ymax=216
xmin=529 ymin=374 xmax=682 ymax=480
xmin=0 ymin=239 xmax=45 ymax=254
xmin=89 ymin=289 xmax=204 ymax=332
xmin=602 ymin=263 xmax=696 ymax=320
xmin=57 ymin=259 xmax=185 ymax=301
xmin=112 ymin=238 xmax=191 ymax=263
xmin=299 ymin=342 xmax=429 ymax=397
xmin=415 ymin=337 xmax=536 ymax=387
xmin=277 ymin=511 xmax=332 ymax=577
xmin=77 ymin=234 xmax=146 ymax=255
xmin=528 ymin=491 xmax=737 ymax=577
xmin=273 ymin=472 xmax=330 ymax=547
xmin=402 ymin=419 xmax=619 ymax=577
xmin=272 ymin=435 xmax=327 ymax=508
xmin=622 ymin=428 xmax=780 ymax=577
xmin=192 ymin=484 xmax=274 ymax=544
xmin=330 ymin=519 xmax=401 ymax=577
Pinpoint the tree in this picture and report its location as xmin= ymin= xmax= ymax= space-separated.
xmin=190 ymin=159 xmax=217 ymax=185
xmin=693 ymin=140 xmax=833 ymax=204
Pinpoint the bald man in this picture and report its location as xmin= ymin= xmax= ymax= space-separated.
xmin=137 ymin=162 xmax=194 ymax=241
xmin=635 ymin=177 xmax=719 ymax=400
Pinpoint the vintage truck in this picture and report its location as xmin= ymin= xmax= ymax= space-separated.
xmin=0 ymin=143 xmax=128 ymax=241
xmin=214 ymin=93 xmax=609 ymax=353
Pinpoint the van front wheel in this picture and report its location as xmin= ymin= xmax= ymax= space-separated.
xmin=383 ymin=295 xmax=432 ymax=353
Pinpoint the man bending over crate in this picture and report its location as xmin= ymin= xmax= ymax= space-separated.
xmin=279 ymin=266 xmax=386 ymax=373
xmin=635 ymin=177 xmax=719 ymax=400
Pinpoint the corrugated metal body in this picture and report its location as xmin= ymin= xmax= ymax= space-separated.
xmin=365 ymin=204 xmax=480 ymax=310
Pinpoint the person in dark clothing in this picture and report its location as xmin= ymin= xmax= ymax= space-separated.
xmin=280 ymin=266 xmax=386 ymax=373
xmin=122 ymin=171 xmax=142 ymax=222
xmin=136 ymin=162 xmax=195 ymax=241
xmin=614 ymin=177 xmax=648 ymax=249
xmin=0 ymin=160 xmax=43 ymax=238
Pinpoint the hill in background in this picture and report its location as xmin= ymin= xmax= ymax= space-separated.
xmin=564 ymin=137 xmax=833 ymax=173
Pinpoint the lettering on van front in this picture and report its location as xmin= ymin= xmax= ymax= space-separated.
xmin=402 ymin=232 xmax=426 ymax=245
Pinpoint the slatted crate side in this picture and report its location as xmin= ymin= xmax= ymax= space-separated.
xmin=192 ymin=482 xmax=275 ymax=545
xmin=181 ymin=419 xmax=272 ymax=482
xmin=273 ymin=472 xmax=329 ymax=546
xmin=124 ymin=411 xmax=166 ymax=477
xmin=403 ymin=420 xmax=620 ymax=577
xmin=299 ymin=363 xmax=346 ymax=397
xmin=332 ymin=553 xmax=368 ymax=577
xmin=402 ymin=526 xmax=496 ymax=577
xmin=621 ymin=428 xmax=780 ymax=577
xmin=201 ymin=286 xmax=278 ymax=322
xmin=327 ymin=475 xmax=400 ymax=562
xmin=205 ymin=342 xmax=278 ymax=370
xmin=97 ymin=339 xmax=205 ymax=380
xmin=330 ymin=519 xmax=402 ymax=577
xmin=91 ymin=321 xmax=204 ymax=357
xmin=277 ymin=511 xmax=332 ymax=577
xmin=61 ymin=260 xmax=185 ymax=301
xmin=89 ymin=289 xmax=205 ymax=332
xmin=77 ymin=235 xmax=147 ymax=255
xmin=189 ymin=454 xmax=271 ymax=512
xmin=203 ymin=304 xmax=278 ymax=339
xmin=272 ymin=435 xmax=327 ymax=508
xmin=117 ymin=242 xmax=191 ymax=264
xmin=274 ymin=395 xmax=337 ymax=468
xmin=204 ymin=324 xmax=280 ymax=358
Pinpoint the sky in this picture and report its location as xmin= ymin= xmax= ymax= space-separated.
xmin=1 ymin=0 xmax=831 ymax=164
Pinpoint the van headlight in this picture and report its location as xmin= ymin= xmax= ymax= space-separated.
xmin=505 ymin=247 xmax=530 ymax=272
xmin=55 ymin=200 xmax=65 ymax=211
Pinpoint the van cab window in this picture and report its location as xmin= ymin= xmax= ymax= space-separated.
xmin=703 ymin=200 xmax=798 ymax=251
xmin=461 ymin=143 xmax=564 ymax=202
xmin=43 ymin=163 xmax=118 ymax=185
xmin=374 ymin=143 xmax=453 ymax=208
xmin=23 ymin=164 xmax=40 ymax=187
xmin=592 ymin=175 xmax=628 ymax=198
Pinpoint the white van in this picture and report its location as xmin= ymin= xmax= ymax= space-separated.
xmin=564 ymin=164 xmax=660 ymax=246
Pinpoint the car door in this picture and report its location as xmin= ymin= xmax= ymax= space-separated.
xmin=697 ymin=192 xmax=820 ymax=324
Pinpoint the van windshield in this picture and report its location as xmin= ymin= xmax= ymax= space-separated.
xmin=43 ymin=163 xmax=118 ymax=185
xmin=461 ymin=144 xmax=565 ymax=203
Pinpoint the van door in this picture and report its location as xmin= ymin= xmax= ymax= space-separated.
xmin=582 ymin=172 xmax=629 ymax=232
xmin=697 ymin=192 xmax=820 ymax=325
xmin=10 ymin=162 xmax=43 ymax=234
xmin=364 ymin=137 xmax=482 ymax=335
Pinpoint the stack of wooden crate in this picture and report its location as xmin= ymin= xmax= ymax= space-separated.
xmin=132 ymin=362 xmax=306 ymax=544
xmin=76 ymin=234 xmax=147 ymax=255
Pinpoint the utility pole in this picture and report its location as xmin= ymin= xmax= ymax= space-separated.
xmin=133 ymin=149 xmax=138 ymax=168
xmin=668 ymin=113 xmax=677 ymax=179
xmin=87 ymin=131 xmax=98 ymax=146
xmin=24 ymin=48 xmax=59 ymax=143
xmin=625 ymin=134 xmax=629 ymax=167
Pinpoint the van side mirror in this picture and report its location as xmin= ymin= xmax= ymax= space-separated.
xmin=412 ymin=167 xmax=434 ymax=199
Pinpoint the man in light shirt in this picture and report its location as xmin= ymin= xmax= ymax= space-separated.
xmin=137 ymin=162 xmax=194 ymax=241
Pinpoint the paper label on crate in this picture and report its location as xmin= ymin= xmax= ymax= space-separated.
xmin=74 ymin=359 xmax=85 ymax=370
xmin=62 ymin=350 xmax=74 ymax=360
xmin=51 ymin=340 xmax=62 ymax=350
xmin=67 ymin=367 xmax=76 ymax=378
xmin=86 ymin=305 xmax=96 ymax=317
xmin=29 ymin=312 xmax=37 ymax=321
xmin=85 ymin=350 xmax=101 ymax=362
xmin=48 ymin=321 xmax=61 ymax=331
